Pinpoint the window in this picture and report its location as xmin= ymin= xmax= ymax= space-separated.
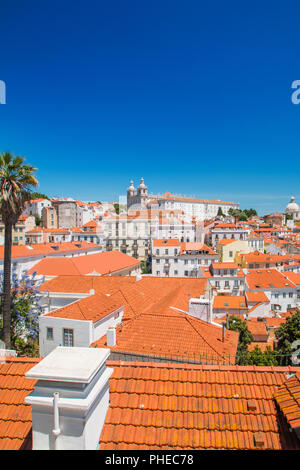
xmin=289 ymin=293 xmax=293 ymax=298
xmin=46 ymin=327 xmax=53 ymax=340
xmin=229 ymin=251 xmax=233 ymax=258
xmin=63 ymin=329 xmax=74 ymax=347
xmin=174 ymin=270 xmax=178 ymax=275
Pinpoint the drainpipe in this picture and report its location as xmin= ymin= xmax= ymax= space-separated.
xmin=52 ymin=392 xmax=61 ymax=449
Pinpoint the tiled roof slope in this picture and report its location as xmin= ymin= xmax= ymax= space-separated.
xmin=40 ymin=276 xmax=208 ymax=321
xmin=1 ymin=358 xmax=300 ymax=450
xmin=100 ymin=362 xmax=300 ymax=450
xmin=93 ymin=311 xmax=239 ymax=364
xmin=44 ymin=292 xmax=123 ymax=322
xmin=246 ymin=269 xmax=295 ymax=290
xmin=28 ymin=251 xmax=140 ymax=276
xmin=275 ymin=373 xmax=300 ymax=434
xmin=0 ymin=242 xmax=100 ymax=260
xmin=0 ymin=357 xmax=40 ymax=450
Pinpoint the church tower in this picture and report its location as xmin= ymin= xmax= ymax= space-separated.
xmin=137 ymin=177 xmax=148 ymax=208
xmin=127 ymin=180 xmax=136 ymax=208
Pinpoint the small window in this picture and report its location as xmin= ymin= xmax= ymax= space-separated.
xmin=47 ymin=327 xmax=53 ymax=340
xmin=63 ymin=328 xmax=74 ymax=347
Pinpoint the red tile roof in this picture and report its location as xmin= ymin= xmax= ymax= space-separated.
xmin=245 ymin=292 xmax=270 ymax=303
xmin=28 ymin=251 xmax=140 ymax=276
xmin=0 ymin=241 xmax=100 ymax=260
xmin=152 ymin=239 xmax=180 ymax=247
xmin=40 ymin=276 xmax=208 ymax=322
xmin=100 ymin=362 xmax=300 ymax=450
xmin=180 ymin=242 xmax=216 ymax=254
xmin=246 ymin=319 xmax=268 ymax=336
xmin=44 ymin=292 xmax=123 ymax=322
xmin=0 ymin=356 xmax=40 ymax=450
xmin=212 ymin=262 xmax=239 ymax=270
xmin=93 ymin=311 xmax=239 ymax=364
xmin=213 ymin=296 xmax=247 ymax=310
xmin=1 ymin=357 xmax=300 ymax=450
xmin=275 ymin=373 xmax=300 ymax=433
xmin=246 ymin=269 xmax=296 ymax=290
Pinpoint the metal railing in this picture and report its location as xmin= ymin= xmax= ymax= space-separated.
xmin=107 ymin=349 xmax=299 ymax=367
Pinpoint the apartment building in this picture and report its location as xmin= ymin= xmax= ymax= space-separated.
xmin=42 ymin=206 xmax=58 ymax=228
xmin=245 ymin=268 xmax=300 ymax=312
xmin=0 ymin=215 xmax=36 ymax=245
xmin=199 ymin=262 xmax=245 ymax=296
xmin=104 ymin=214 xmax=151 ymax=259
xmin=71 ymin=220 xmax=104 ymax=245
xmin=52 ymin=199 xmax=78 ymax=228
xmin=25 ymin=228 xmax=71 ymax=244
xmin=152 ymin=239 xmax=218 ymax=277
xmin=22 ymin=198 xmax=52 ymax=218
xmin=209 ymin=223 xmax=250 ymax=248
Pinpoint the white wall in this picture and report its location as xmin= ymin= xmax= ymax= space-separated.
xmin=39 ymin=316 xmax=93 ymax=356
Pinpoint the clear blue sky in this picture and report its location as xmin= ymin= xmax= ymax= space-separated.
xmin=0 ymin=0 xmax=300 ymax=215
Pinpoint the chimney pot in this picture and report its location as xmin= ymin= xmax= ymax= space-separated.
xmin=107 ymin=327 xmax=116 ymax=347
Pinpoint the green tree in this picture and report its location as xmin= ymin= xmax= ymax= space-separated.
xmin=114 ymin=203 xmax=120 ymax=214
xmin=227 ymin=315 xmax=253 ymax=364
xmin=0 ymin=153 xmax=38 ymax=349
xmin=247 ymin=345 xmax=279 ymax=366
xmin=275 ymin=311 xmax=300 ymax=362
xmin=34 ymin=214 xmax=42 ymax=226
xmin=217 ymin=207 xmax=225 ymax=217
xmin=30 ymin=192 xmax=49 ymax=200
xmin=244 ymin=208 xmax=257 ymax=218
xmin=140 ymin=260 xmax=151 ymax=274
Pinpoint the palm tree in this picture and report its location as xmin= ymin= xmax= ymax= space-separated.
xmin=0 ymin=153 xmax=38 ymax=349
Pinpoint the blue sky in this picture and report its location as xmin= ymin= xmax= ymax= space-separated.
xmin=0 ymin=0 xmax=299 ymax=215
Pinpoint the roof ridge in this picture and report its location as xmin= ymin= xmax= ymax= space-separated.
xmin=185 ymin=317 xmax=224 ymax=359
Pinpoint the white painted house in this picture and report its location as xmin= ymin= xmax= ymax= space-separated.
xmin=151 ymin=239 xmax=218 ymax=277
xmin=39 ymin=291 xmax=124 ymax=357
xmin=245 ymin=268 xmax=300 ymax=313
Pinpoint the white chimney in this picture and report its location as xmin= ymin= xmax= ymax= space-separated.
xmin=188 ymin=298 xmax=212 ymax=323
xmin=25 ymin=346 xmax=112 ymax=450
xmin=107 ymin=327 xmax=116 ymax=347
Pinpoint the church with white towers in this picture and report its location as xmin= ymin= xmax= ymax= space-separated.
xmin=127 ymin=178 xmax=150 ymax=209
xmin=285 ymin=196 xmax=300 ymax=221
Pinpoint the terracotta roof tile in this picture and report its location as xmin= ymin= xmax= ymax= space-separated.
xmin=275 ymin=373 xmax=300 ymax=432
xmin=0 ymin=241 xmax=100 ymax=260
xmin=246 ymin=269 xmax=296 ymax=290
xmin=44 ymin=292 xmax=123 ymax=322
xmin=93 ymin=311 xmax=239 ymax=364
xmin=0 ymin=357 xmax=40 ymax=449
xmin=28 ymin=251 xmax=140 ymax=276
xmin=213 ymin=296 xmax=247 ymax=310
xmin=99 ymin=361 xmax=300 ymax=450
xmin=40 ymin=275 xmax=208 ymax=321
